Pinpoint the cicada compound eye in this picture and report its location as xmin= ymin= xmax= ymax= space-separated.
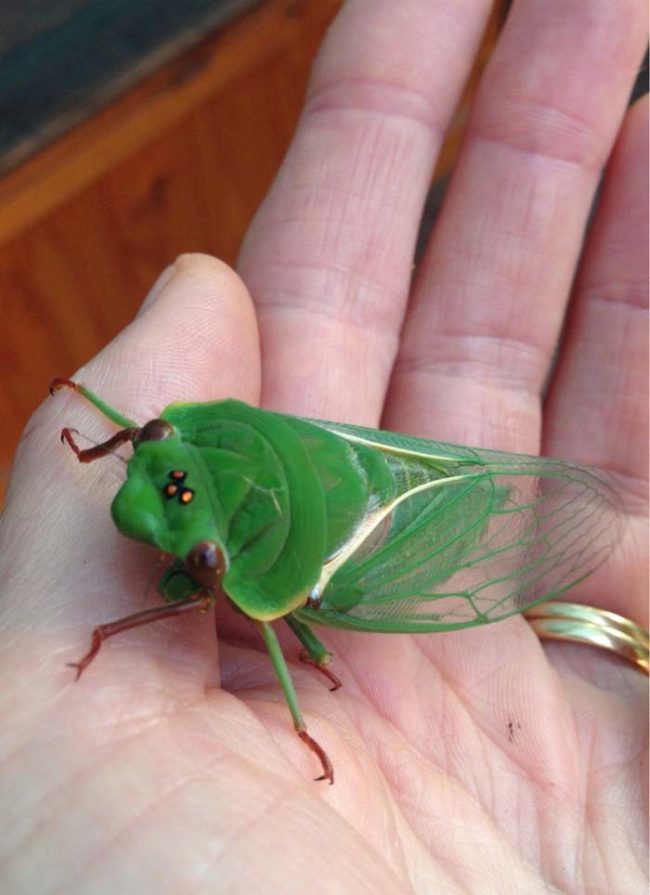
xmin=185 ymin=541 xmax=225 ymax=590
xmin=134 ymin=418 xmax=175 ymax=445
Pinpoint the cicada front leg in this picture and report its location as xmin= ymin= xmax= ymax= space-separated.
xmin=69 ymin=595 xmax=213 ymax=679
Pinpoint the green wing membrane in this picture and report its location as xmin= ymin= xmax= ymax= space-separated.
xmin=294 ymin=419 xmax=621 ymax=633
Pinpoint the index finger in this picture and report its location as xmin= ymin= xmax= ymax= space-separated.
xmin=239 ymin=0 xmax=494 ymax=422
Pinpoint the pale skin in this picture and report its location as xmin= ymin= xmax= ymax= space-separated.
xmin=0 ymin=1 xmax=647 ymax=892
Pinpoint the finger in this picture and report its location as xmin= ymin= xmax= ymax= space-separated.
xmin=385 ymin=0 xmax=647 ymax=450
xmin=9 ymin=252 xmax=260 ymax=513
xmin=1 ymin=255 xmax=260 ymax=625
xmin=85 ymin=253 xmax=260 ymax=414
xmin=239 ymin=0 xmax=494 ymax=423
xmin=542 ymin=98 xmax=648 ymax=623
xmin=544 ymin=98 xmax=648 ymax=487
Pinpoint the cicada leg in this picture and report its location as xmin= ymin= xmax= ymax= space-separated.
xmin=68 ymin=595 xmax=213 ymax=679
xmin=50 ymin=377 xmax=138 ymax=429
xmin=257 ymin=621 xmax=334 ymax=784
xmin=285 ymin=614 xmax=342 ymax=691
xmin=61 ymin=426 xmax=139 ymax=463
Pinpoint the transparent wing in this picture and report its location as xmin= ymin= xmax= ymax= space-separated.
xmin=294 ymin=421 xmax=621 ymax=633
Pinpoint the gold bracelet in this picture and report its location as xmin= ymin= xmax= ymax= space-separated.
xmin=525 ymin=601 xmax=649 ymax=676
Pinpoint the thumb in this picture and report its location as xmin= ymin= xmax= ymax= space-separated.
xmin=81 ymin=252 xmax=261 ymax=415
xmin=0 ymin=253 xmax=260 ymax=623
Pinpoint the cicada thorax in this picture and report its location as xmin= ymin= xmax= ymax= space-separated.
xmin=149 ymin=400 xmax=380 ymax=620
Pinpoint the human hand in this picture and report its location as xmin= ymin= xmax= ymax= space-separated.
xmin=1 ymin=3 xmax=647 ymax=893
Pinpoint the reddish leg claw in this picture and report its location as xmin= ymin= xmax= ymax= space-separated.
xmin=60 ymin=427 xmax=81 ymax=455
xmin=67 ymin=629 xmax=103 ymax=680
xmin=298 ymin=729 xmax=334 ymax=784
xmin=49 ymin=377 xmax=78 ymax=396
xmin=299 ymin=650 xmax=342 ymax=691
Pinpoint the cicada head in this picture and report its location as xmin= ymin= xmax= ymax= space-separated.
xmin=110 ymin=419 xmax=225 ymax=565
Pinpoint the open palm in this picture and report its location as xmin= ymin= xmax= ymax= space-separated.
xmin=1 ymin=3 xmax=647 ymax=893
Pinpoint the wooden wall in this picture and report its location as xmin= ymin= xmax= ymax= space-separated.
xmin=0 ymin=0 xmax=342 ymax=493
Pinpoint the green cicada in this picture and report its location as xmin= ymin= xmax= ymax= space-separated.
xmin=51 ymin=377 xmax=620 ymax=783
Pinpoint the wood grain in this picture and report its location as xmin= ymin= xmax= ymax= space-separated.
xmin=0 ymin=0 xmax=342 ymax=485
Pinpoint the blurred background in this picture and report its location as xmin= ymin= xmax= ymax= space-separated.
xmin=0 ymin=1 xmax=644 ymax=501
